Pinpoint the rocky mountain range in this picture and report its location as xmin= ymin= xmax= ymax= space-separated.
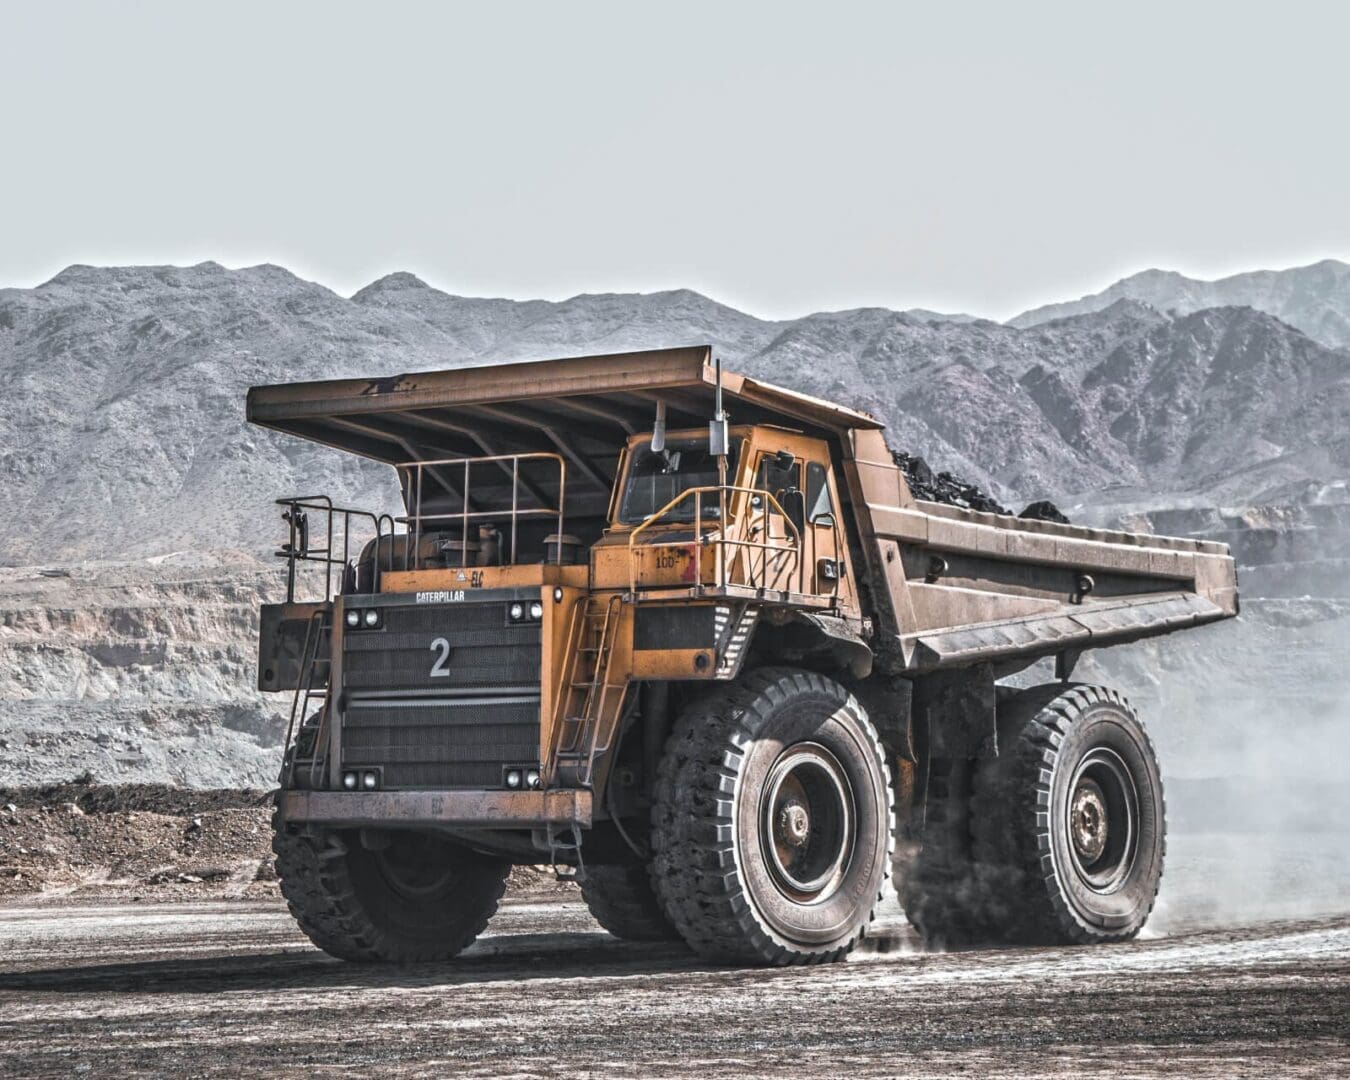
xmin=2 ymin=261 xmax=1348 ymax=565
xmin=1 ymin=258 xmax=1347 ymax=791
xmin=1012 ymin=258 xmax=1350 ymax=351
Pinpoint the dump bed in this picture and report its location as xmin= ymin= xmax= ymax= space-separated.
xmin=247 ymin=345 xmax=1238 ymax=674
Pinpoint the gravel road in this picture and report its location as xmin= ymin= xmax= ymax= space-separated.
xmin=1 ymin=896 xmax=1347 ymax=1078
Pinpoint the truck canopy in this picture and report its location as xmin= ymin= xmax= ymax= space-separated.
xmin=249 ymin=346 xmax=877 ymax=512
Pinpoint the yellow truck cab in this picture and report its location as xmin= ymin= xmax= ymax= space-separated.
xmin=593 ymin=425 xmax=856 ymax=613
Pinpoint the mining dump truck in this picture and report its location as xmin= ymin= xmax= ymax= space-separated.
xmin=248 ymin=345 xmax=1238 ymax=965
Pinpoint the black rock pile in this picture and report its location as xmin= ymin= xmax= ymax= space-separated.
xmin=890 ymin=450 xmax=1070 ymax=523
xmin=1018 ymin=499 xmax=1071 ymax=524
xmin=891 ymin=450 xmax=1010 ymax=514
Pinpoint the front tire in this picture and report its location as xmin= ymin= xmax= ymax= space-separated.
xmin=580 ymin=860 xmax=681 ymax=942
xmin=273 ymin=808 xmax=511 ymax=962
xmin=650 ymin=668 xmax=895 ymax=965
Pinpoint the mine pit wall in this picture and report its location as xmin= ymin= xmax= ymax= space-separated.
xmin=0 ymin=558 xmax=290 ymax=788
xmin=1115 ymin=503 xmax=1350 ymax=601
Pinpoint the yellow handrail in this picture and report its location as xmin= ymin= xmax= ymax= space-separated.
xmin=627 ymin=485 xmax=802 ymax=594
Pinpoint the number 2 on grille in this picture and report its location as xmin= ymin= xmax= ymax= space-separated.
xmin=428 ymin=637 xmax=451 ymax=678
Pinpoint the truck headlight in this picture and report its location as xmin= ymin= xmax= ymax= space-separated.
xmin=505 ymin=769 xmax=522 ymax=789
xmin=342 ymin=771 xmax=358 ymax=790
xmin=345 ymin=610 xmax=360 ymax=628
xmin=362 ymin=608 xmax=380 ymax=628
xmin=509 ymin=602 xmax=525 ymax=622
xmin=529 ymin=601 xmax=543 ymax=620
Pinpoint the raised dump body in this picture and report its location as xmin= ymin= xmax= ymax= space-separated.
xmin=248 ymin=345 xmax=1237 ymax=965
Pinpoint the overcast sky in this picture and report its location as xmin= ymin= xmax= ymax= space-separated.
xmin=3 ymin=1 xmax=1347 ymax=320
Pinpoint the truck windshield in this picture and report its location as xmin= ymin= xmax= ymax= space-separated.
xmin=618 ymin=438 xmax=740 ymax=524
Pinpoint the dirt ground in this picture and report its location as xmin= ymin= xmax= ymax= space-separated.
xmin=0 ymin=783 xmax=564 ymax=903
xmin=0 ymin=898 xmax=1346 ymax=1078
xmin=1 ymin=786 xmax=1348 ymax=1077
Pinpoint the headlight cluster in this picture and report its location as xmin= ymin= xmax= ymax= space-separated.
xmin=505 ymin=767 xmax=542 ymax=790
xmin=508 ymin=601 xmax=545 ymax=623
xmin=342 ymin=769 xmax=380 ymax=790
xmin=344 ymin=608 xmax=382 ymax=629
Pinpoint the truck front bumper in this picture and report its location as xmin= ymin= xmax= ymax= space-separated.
xmin=277 ymin=788 xmax=593 ymax=829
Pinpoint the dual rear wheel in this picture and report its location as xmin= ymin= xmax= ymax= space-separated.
xmin=900 ymin=682 xmax=1166 ymax=947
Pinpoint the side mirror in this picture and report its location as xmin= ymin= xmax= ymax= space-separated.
xmin=774 ymin=449 xmax=796 ymax=470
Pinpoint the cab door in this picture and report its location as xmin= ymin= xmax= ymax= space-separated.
xmin=802 ymin=460 xmax=845 ymax=596
xmin=745 ymin=448 xmax=806 ymax=593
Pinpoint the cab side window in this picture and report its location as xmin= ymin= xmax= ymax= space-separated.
xmin=805 ymin=461 xmax=834 ymax=523
xmin=755 ymin=454 xmax=799 ymax=502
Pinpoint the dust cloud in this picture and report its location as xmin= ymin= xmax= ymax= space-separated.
xmin=1084 ymin=598 xmax=1350 ymax=934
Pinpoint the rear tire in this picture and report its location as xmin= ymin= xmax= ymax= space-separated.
xmin=273 ymin=807 xmax=510 ymax=962
xmin=650 ymin=667 xmax=895 ymax=966
xmin=897 ymin=757 xmax=994 ymax=948
xmin=580 ymin=860 xmax=681 ymax=941
xmin=971 ymin=683 xmax=1166 ymax=944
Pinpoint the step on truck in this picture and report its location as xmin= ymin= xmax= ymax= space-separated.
xmin=248 ymin=345 xmax=1238 ymax=965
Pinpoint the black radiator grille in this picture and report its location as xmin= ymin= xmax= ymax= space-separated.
xmin=340 ymin=598 xmax=542 ymax=789
xmin=343 ymin=696 xmax=540 ymax=789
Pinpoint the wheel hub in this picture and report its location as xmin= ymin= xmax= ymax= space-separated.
xmin=778 ymin=801 xmax=811 ymax=846
xmin=1070 ymin=779 xmax=1108 ymax=861
xmin=760 ymin=742 xmax=856 ymax=902
xmin=1065 ymin=747 xmax=1141 ymax=893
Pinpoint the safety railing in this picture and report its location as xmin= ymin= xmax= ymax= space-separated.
xmin=627 ymin=485 xmax=802 ymax=595
xmin=279 ymin=605 xmax=331 ymax=792
xmin=275 ymin=496 xmax=396 ymax=603
xmin=397 ymin=452 xmax=567 ymax=570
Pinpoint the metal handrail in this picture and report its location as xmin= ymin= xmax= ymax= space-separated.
xmin=274 ymin=496 xmax=396 ymax=602
xmin=548 ymin=593 xmax=624 ymax=789
xmin=627 ymin=485 xmax=802 ymax=594
xmin=397 ymin=452 xmax=567 ymax=570
xmin=549 ymin=597 xmax=588 ymax=764
xmin=278 ymin=606 xmax=330 ymax=792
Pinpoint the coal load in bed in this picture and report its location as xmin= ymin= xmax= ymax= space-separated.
xmin=889 ymin=450 xmax=1069 ymax=523
xmin=890 ymin=450 xmax=1010 ymax=514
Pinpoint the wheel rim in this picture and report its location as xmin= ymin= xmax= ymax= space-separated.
xmin=373 ymin=833 xmax=459 ymax=900
xmin=759 ymin=742 xmax=856 ymax=903
xmin=1066 ymin=747 xmax=1139 ymax=892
